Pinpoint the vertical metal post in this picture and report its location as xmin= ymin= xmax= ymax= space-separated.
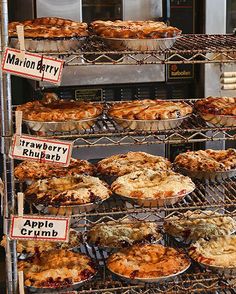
xmin=0 ymin=0 xmax=18 ymax=293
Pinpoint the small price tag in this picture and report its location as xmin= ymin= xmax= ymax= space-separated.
xmin=10 ymin=215 xmax=70 ymax=242
xmin=2 ymin=48 xmax=64 ymax=85
xmin=10 ymin=135 xmax=73 ymax=166
xmin=18 ymin=271 xmax=25 ymax=294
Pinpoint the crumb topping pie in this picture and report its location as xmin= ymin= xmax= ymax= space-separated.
xmin=97 ymin=152 xmax=171 ymax=177
xmin=195 ymin=97 xmax=236 ymax=116
xmin=108 ymin=100 xmax=192 ymax=120
xmin=164 ymin=210 xmax=236 ymax=242
xmin=189 ymin=235 xmax=236 ymax=268
xmin=111 ymin=169 xmax=195 ymax=200
xmin=174 ymin=149 xmax=236 ymax=172
xmin=14 ymin=158 xmax=95 ymax=181
xmin=18 ymin=250 xmax=96 ymax=288
xmin=107 ymin=244 xmax=190 ymax=279
xmin=25 ymin=175 xmax=111 ymax=206
xmin=87 ymin=219 xmax=161 ymax=248
xmin=9 ymin=17 xmax=88 ymax=38
xmin=90 ymin=20 xmax=181 ymax=39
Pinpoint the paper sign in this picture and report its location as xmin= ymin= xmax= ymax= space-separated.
xmin=10 ymin=135 xmax=73 ymax=166
xmin=10 ymin=215 xmax=70 ymax=242
xmin=2 ymin=48 xmax=64 ymax=85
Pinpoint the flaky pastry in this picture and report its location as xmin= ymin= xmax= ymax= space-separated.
xmin=195 ymin=97 xmax=236 ymax=116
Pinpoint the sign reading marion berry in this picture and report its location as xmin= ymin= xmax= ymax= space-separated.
xmin=2 ymin=47 xmax=64 ymax=84
xmin=10 ymin=135 xmax=73 ymax=166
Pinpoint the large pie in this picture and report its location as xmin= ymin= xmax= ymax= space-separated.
xmin=195 ymin=97 xmax=236 ymax=116
xmin=107 ymin=244 xmax=190 ymax=280
xmin=97 ymin=152 xmax=171 ymax=177
xmin=18 ymin=249 xmax=96 ymax=288
xmin=90 ymin=20 xmax=181 ymax=39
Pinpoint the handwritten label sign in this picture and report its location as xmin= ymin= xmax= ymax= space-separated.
xmin=2 ymin=48 xmax=64 ymax=85
xmin=10 ymin=135 xmax=73 ymax=166
xmin=10 ymin=215 xmax=70 ymax=242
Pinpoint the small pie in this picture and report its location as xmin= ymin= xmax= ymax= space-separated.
xmin=14 ymin=158 xmax=95 ymax=181
xmin=97 ymin=152 xmax=171 ymax=177
xmin=1 ymin=230 xmax=81 ymax=255
xmin=25 ymin=175 xmax=111 ymax=206
xmin=90 ymin=20 xmax=181 ymax=39
xmin=111 ymin=169 xmax=195 ymax=200
xmin=87 ymin=219 xmax=161 ymax=248
xmin=18 ymin=249 xmax=96 ymax=288
xmin=108 ymin=100 xmax=192 ymax=120
xmin=107 ymin=244 xmax=190 ymax=280
xmin=174 ymin=149 xmax=236 ymax=172
xmin=195 ymin=97 xmax=236 ymax=116
xmin=9 ymin=17 xmax=88 ymax=38
xmin=164 ymin=210 xmax=236 ymax=242
xmin=189 ymin=235 xmax=236 ymax=268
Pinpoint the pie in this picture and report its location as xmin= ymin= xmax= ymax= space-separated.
xmin=107 ymin=244 xmax=190 ymax=279
xmin=90 ymin=20 xmax=181 ymax=39
xmin=87 ymin=219 xmax=161 ymax=248
xmin=97 ymin=152 xmax=171 ymax=177
xmin=18 ymin=250 xmax=96 ymax=288
xmin=108 ymin=100 xmax=192 ymax=120
xmin=9 ymin=17 xmax=88 ymax=38
xmin=174 ymin=149 xmax=236 ymax=172
xmin=195 ymin=97 xmax=236 ymax=116
xmin=189 ymin=235 xmax=236 ymax=268
xmin=111 ymin=169 xmax=195 ymax=200
xmin=1 ymin=230 xmax=81 ymax=255
xmin=14 ymin=158 xmax=95 ymax=181
xmin=164 ymin=210 xmax=236 ymax=242
xmin=25 ymin=175 xmax=111 ymax=206
xmin=17 ymin=93 xmax=103 ymax=122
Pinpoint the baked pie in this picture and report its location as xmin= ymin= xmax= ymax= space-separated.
xmin=107 ymin=244 xmax=190 ymax=280
xmin=97 ymin=152 xmax=171 ymax=177
xmin=90 ymin=20 xmax=181 ymax=39
xmin=18 ymin=249 xmax=96 ymax=288
xmin=87 ymin=219 xmax=161 ymax=248
xmin=9 ymin=17 xmax=88 ymax=38
xmin=111 ymin=169 xmax=195 ymax=202
xmin=1 ymin=230 xmax=81 ymax=255
xmin=14 ymin=158 xmax=95 ymax=181
xmin=189 ymin=235 xmax=236 ymax=268
xmin=108 ymin=100 xmax=192 ymax=120
xmin=174 ymin=149 xmax=236 ymax=172
xmin=164 ymin=210 xmax=236 ymax=242
xmin=25 ymin=175 xmax=111 ymax=206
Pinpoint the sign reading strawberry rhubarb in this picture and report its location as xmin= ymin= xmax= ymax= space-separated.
xmin=2 ymin=48 xmax=64 ymax=84
xmin=10 ymin=135 xmax=73 ymax=166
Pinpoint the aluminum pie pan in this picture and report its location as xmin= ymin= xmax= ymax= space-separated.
xmin=10 ymin=37 xmax=86 ymax=53
xmin=23 ymin=116 xmax=100 ymax=134
xmin=99 ymin=35 xmax=181 ymax=51
xmin=110 ymin=114 xmax=191 ymax=131
xmin=199 ymin=113 xmax=236 ymax=127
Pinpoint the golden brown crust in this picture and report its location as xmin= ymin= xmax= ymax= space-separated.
xmin=108 ymin=100 xmax=192 ymax=120
xmin=174 ymin=149 xmax=236 ymax=172
xmin=14 ymin=158 xmax=95 ymax=181
xmin=195 ymin=97 xmax=236 ymax=116
xmin=107 ymin=244 xmax=190 ymax=279
xmin=90 ymin=20 xmax=181 ymax=39
xmin=9 ymin=17 xmax=88 ymax=38
xmin=18 ymin=250 xmax=96 ymax=288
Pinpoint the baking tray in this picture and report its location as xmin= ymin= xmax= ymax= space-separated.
xmin=23 ymin=116 xmax=100 ymax=134
xmin=110 ymin=114 xmax=190 ymax=131
xmin=99 ymin=35 xmax=181 ymax=51
xmin=199 ymin=113 xmax=236 ymax=127
xmin=10 ymin=37 xmax=86 ymax=53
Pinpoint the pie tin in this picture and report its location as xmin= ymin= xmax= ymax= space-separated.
xmin=196 ymin=262 xmax=236 ymax=275
xmin=23 ymin=116 xmax=99 ymax=135
xmin=110 ymin=114 xmax=191 ymax=131
xmin=99 ymin=35 xmax=181 ymax=51
xmin=10 ymin=37 xmax=86 ymax=53
xmin=199 ymin=113 xmax=236 ymax=127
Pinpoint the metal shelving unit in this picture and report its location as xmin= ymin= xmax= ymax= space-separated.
xmin=1 ymin=1 xmax=236 ymax=293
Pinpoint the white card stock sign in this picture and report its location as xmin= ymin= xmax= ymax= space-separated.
xmin=2 ymin=47 xmax=64 ymax=85
xmin=10 ymin=135 xmax=73 ymax=166
xmin=10 ymin=215 xmax=70 ymax=242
